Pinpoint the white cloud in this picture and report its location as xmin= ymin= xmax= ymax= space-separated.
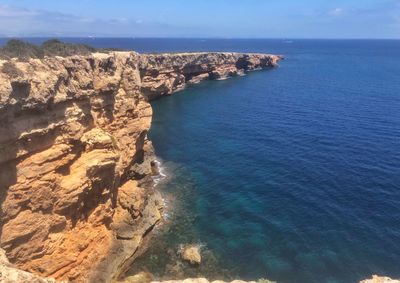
xmin=0 ymin=5 xmax=168 ymax=36
xmin=328 ymin=8 xmax=344 ymax=16
xmin=0 ymin=5 xmax=38 ymax=17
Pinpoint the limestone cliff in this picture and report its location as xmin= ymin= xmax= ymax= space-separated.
xmin=0 ymin=51 xmax=280 ymax=282
xmin=140 ymin=52 xmax=281 ymax=100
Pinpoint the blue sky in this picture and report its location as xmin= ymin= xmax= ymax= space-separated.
xmin=0 ymin=0 xmax=399 ymax=38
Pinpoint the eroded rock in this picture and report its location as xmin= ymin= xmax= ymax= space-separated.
xmin=150 ymin=279 xmax=258 ymax=283
xmin=180 ymin=245 xmax=202 ymax=265
xmin=360 ymin=276 xmax=400 ymax=283
xmin=119 ymin=271 xmax=153 ymax=283
xmin=139 ymin=52 xmax=281 ymax=100
xmin=0 ymin=51 xmax=280 ymax=282
xmin=0 ymin=248 xmax=58 ymax=283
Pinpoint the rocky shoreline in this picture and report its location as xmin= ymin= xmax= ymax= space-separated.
xmin=0 ymin=51 xmax=280 ymax=282
xmin=0 ymin=50 xmax=398 ymax=283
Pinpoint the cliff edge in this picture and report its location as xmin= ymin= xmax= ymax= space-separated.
xmin=0 ymin=51 xmax=280 ymax=282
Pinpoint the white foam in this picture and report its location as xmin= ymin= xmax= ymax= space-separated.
xmin=152 ymin=158 xmax=167 ymax=186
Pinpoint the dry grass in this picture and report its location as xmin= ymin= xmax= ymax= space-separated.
xmin=1 ymin=62 xmax=23 ymax=78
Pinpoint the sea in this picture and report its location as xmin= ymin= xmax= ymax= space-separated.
xmin=2 ymin=38 xmax=400 ymax=283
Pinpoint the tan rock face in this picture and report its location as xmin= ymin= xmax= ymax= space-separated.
xmin=0 ymin=51 xmax=280 ymax=282
xmin=0 ymin=52 xmax=156 ymax=282
xmin=0 ymin=248 xmax=58 ymax=283
xmin=120 ymin=271 xmax=153 ymax=283
xmin=139 ymin=52 xmax=281 ymax=100
xmin=180 ymin=246 xmax=202 ymax=265
xmin=360 ymin=276 xmax=400 ymax=283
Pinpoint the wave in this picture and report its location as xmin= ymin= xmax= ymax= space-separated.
xmin=152 ymin=158 xmax=167 ymax=187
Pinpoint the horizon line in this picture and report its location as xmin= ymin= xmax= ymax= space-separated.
xmin=1 ymin=36 xmax=400 ymax=41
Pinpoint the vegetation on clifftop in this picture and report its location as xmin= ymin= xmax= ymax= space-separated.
xmin=0 ymin=39 xmax=117 ymax=60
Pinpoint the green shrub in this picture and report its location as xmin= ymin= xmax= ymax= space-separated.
xmin=0 ymin=39 xmax=112 ymax=59
xmin=41 ymin=39 xmax=97 ymax=57
xmin=0 ymin=39 xmax=44 ymax=60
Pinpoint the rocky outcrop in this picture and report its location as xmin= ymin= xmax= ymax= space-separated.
xmin=0 ymin=51 xmax=280 ymax=282
xmin=0 ymin=248 xmax=58 ymax=282
xmin=148 ymin=277 xmax=400 ymax=283
xmin=360 ymin=276 xmax=400 ymax=283
xmin=118 ymin=275 xmax=265 ymax=283
xmin=139 ymin=53 xmax=281 ymax=100
xmin=180 ymin=245 xmax=202 ymax=265
xmin=150 ymin=279 xmax=259 ymax=283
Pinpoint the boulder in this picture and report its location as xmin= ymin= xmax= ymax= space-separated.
xmin=120 ymin=271 xmax=153 ymax=283
xmin=181 ymin=245 xmax=202 ymax=265
xmin=360 ymin=276 xmax=400 ymax=283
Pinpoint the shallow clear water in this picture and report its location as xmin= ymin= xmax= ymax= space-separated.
xmin=4 ymin=38 xmax=399 ymax=283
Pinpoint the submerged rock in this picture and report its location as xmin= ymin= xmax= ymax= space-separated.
xmin=120 ymin=271 xmax=153 ymax=283
xmin=151 ymin=279 xmax=258 ymax=283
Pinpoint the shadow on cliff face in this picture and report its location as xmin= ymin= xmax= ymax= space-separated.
xmin=100 ymin=90 xmax=116 ymax=123
xmin=0 ymin=80 xmax=99 ymax=260
xmin=235 ymin=55 xmax=252 ymax=70
xmin=0 ymin=79 xmax=34 ymax=219
xmin=0 ymin=100 xmax=60 ymax=261
xmin=10 ymin=80 xmax=31 ymax=101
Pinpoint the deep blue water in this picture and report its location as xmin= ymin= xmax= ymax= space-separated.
xmin=143 ymin=40 xmax=400 ymax=283
xmin=145 ymin=39 xmax=400 ymax=283
xmin=3 ymin=38 xmax=399 ymax=283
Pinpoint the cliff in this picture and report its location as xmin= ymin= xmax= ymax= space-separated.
xmin=0 ymin=51 xmax=280 ymax=282
xmin=139 ymin=52 xmax=281 ymax=100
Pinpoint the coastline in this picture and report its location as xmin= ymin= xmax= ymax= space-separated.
xmin=0 ymin=51 xmax=280 ymax=282
xmin=0 ymin=44 xmax=398 ymax=283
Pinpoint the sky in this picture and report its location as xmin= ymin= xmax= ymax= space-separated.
xmin=0 ymin=0 xmax=399 ymax=39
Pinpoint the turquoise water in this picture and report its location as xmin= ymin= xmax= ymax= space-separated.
xmin=144 ymin=40 xmax=400 ymax=283
xmin=4 ymin=38 xmax=399 ymax=283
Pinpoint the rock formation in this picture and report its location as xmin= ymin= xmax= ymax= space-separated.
xmin=360 ymin=276 xmax=400 ymax=283
xmin=180 ymin=245 xmax=202 ymax=265
xmin=0 ymin=51 xmax=280 ymax=282
xmin=149 ymin=277 xmax=400 ymax=283
xmin=0 ymin=248 xmax=58 ymax=283
xmin=150 ymin=279 xmax=259 ymax=283
xmin=139 ymin=52 xmax=281 ymax=100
